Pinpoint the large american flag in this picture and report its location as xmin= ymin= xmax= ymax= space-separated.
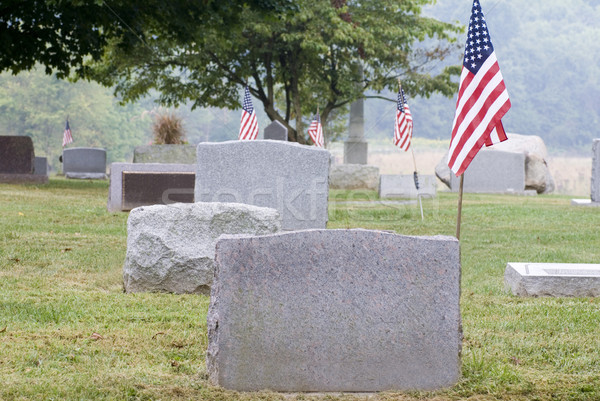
xmin=62 ymin=119 xmax=73 ymax=147
xmin=447 ymin=0 xmax=511 ymax=176
xmin=307 ymin=113 xmax=324 ymax=147
xmin=238 ymin=86 xmax=259 ymax=140
xmin=394 ymin=88 xmax=413 ymax=151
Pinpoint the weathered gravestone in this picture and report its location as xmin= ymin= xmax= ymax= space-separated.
xmin=0 ymin=136 xmax=34 ymax=174
xmin=133 ymin=144 xmax=197 ymax=164
xmin=0 ymin=136 xmax=48 ymax=184
xmin=107 ymin=163 xmax=196 ymax=212
xmin=123 ymin=202 xmax=281 ymax=294
xmin=443 ymin=150 xmax=526 ymax=193
xmin=505 ymin=262 xmax=600 ymax=297
xmin=63 ymin=147 xmax=107 ymax=179
xmin=207 ymin=229 xmax=461 ymax=392
xmin=592 ymin=139 xmax=600 ymax=202
xmin=195 ymin=140 xmax=330 ymax=230
xmin=379 ymin=174 xmax=437 ymax=198
xmin=263 ymin=120 xmax=288 ymax=141
xmin=329 ymin=164 xmax=380 ymax=191
xmin=571 ymin=139 xmax=600 ymax=206
xmin=34 ymin=157 xmax=48 ymax=176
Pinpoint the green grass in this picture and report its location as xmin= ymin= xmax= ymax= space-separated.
xmin=1 ymin=178 xmax=600 ymax=400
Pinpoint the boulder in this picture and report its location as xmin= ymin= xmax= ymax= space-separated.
xmin=123 ymin=202 xmax=281 ymax=294
xmin=329 ymin=164 xmax=380 ymax=190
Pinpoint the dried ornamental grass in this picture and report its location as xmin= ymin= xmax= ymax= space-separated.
xmin=152 ymin=111 xmax=187 ymax=145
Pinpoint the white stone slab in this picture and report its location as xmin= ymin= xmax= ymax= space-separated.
xmin=505 ymin=262 xmax=600 ymax=297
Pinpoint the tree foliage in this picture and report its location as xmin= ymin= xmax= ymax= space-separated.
xmin=84 ymin=0 xmax=462 ymax=143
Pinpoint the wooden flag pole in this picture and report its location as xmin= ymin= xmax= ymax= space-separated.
xmin=456 ymin=174 xmax=465 ymax=239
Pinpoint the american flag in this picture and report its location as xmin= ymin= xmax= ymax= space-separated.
xmin=307 ymin=113 xmax=324 ymax=147
xmin=62 ymin=118 xmax=73 ymax=147
xmin=447 ymin=0 xmax=511 ymax=176
xmin=394 ymin=88 xmax=413 ymax=151
xmin=238 ymin=86 xmax=259 ymax=140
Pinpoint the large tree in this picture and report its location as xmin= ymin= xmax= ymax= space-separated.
xmin=85 ymin=0 xmax=462 ymax=143
xmin=1 ymin=0 xmax=461 ymax=144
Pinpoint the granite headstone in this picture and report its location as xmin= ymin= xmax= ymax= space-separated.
xmin=195 ymin=140 xmax=330 ymax=230
xmin=63 ymin=147 xmax=107 ymax=179
xmin=379 ymin=174 xmax=437 ymax=198
xmin=0 ymin=136 xmax=34 ymax=174
xmin=208 ymin=229 xmax=461 ymax=392
xmin=592 ymin=139 xmax=600 ymax=203
xmin=123 ymin=202 xmax=281 ymax=294
xmin=107 ymin=163 xmax=196 ymax=212
xmin=263 ymin=120 xmax=288 ymax=141
xmin=448 ymin=150 xmax=526 ymax=193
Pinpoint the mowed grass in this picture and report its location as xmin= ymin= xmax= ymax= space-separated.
xmin=1 ymin=178 xmax=600 ymax=400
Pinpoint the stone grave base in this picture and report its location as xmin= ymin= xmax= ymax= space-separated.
xmin=329 ymin=164 xmax=379 ymax=191
xmin=505 ymin=262 xmax=600 ymax=297
xmin=0 ymin=173 xmax=48 ymax=184
xmin=571 ymin=199 xmax=600 ymax=207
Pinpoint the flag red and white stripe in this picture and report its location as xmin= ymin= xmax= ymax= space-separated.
xmin=62 ymin=119 xmax=73 ymax=147
xmin=308 ymin=113 xmax=324 ymax=147
xmin=394 ymin=88 xmax=413 ymax=151
xmin=447 ymin=0 xmax=511 ymax=176
xmin=238 ymin=86 xmax=259 ymax=140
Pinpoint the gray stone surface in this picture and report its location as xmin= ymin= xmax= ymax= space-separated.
xmin=123 ymin=202 xmax=281 ymax=294
xmin=195 ymin=140 xmax=330 ymax=230
xmin=445 ymin=150 xmax=526 ymax=193
xmin=505 ymin=262 xmax=600 ymax=297
xmin=379 ymin=174 xmax=437 ymax=198
xmin=592 ymin=139 xmax=600 ymax=202
xmin=436 ymin=133 xmax=554 ymax=194
xmin=343 ymin=140 xmax=368 ymax=164
xmin=207 ymin=229 xmax=461 ymax=392
xmin=329 ymin=164 xmax=379 ymax=190
xmin=0 ymin=136 xmax=34 ymax=174
xmin=108 ymin=163 xmax=196 ymax=212
xmin=133 ymin=144 xmax=197 ymax=164
xmin=263 ymin=120 xmax=288 ymax=141
xmin=63 ymin=147 xmax=107 ymax=179
xmin=33 ymin=157 xmax=48 ymax=176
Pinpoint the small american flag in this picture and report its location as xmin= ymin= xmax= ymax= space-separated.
xmin=62 ymin=119 xmax=73 ymax=147
xmin=307 ymin=113 xmax=324 ymax=147
xmin=394 ymin=88 xmax=413 ymax=151
xmin=447 ymin=0 xmax=511 ymax=176
xmin=238 ymin=86 xmax=259 ymax=140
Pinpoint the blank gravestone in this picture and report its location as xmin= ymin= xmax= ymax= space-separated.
xmin=195 ymin=140 xmax=330 ymax=230
xmin=571 ymin=139 xmax=600 ymax=206
xmin=263 ymin=120 xmax=288 ymax=141
xmin=0 ymin=136 xmax=34 ymax=174
xmin=63 ymin=147 xmax=107 ymax=179
xmin=379 ymin=174 xmax=437 ymax=198
xmin=0 ymin=136 xmax=48 ymax=184
xmin=207 ymin=229 xmax=461 ymax=392
xmin=449 ymin=150 xmax=526 ymax=193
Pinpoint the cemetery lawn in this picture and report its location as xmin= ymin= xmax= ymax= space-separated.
xmin=1 ymin=178 xmax=599 ymax=401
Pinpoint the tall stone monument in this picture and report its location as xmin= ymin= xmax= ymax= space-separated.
xmin=343 ymin=97 xmax=368 ymax=164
